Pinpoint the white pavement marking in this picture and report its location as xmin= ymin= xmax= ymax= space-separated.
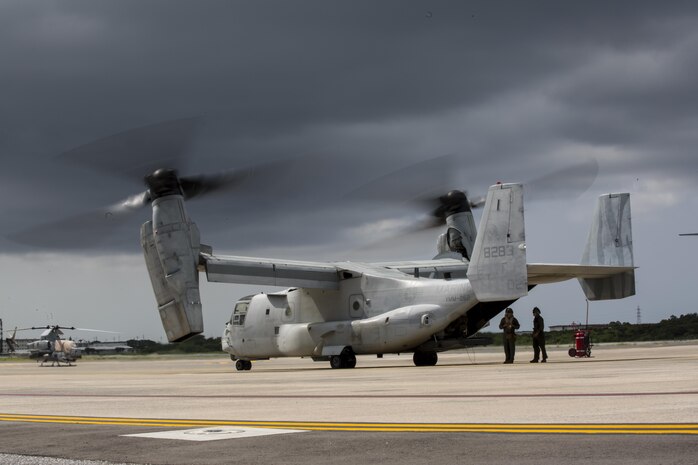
xmin=121 ymin=426 xmax=306 ymax=441
xmin=0 ymin=454 xmax=130 ymax=465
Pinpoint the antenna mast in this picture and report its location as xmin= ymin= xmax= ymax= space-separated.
xmin=585 ymin=299 xmax=590 ymax=329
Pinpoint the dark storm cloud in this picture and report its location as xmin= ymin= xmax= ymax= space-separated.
xmin=2 ymin=0 xmax=698 ymax=254
xmin=1 ymin=1 xmax=685 ymax=140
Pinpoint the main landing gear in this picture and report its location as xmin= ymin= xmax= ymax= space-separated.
xmin=329 ymin=348 xmax=357 ymax=369
xmin=235 ymin=359 xmax=252 ymax=371
xmin=413 ymin=351 xmax=438 ymax=366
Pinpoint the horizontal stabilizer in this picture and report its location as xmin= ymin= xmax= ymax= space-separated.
xmin=528 ymin=263 xmax=635 ymax=285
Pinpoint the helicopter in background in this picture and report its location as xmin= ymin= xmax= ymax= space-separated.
xmin=14 ymin=325 xmax=118 ymax=366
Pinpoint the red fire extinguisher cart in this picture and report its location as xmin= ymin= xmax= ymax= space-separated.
xmin=568 ymin=329 xmax=592 ymax=357
xmin=568 ymin=299 xmax=593 ymax=358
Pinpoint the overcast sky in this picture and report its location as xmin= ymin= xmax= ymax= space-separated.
xmin=2 ymin=1 xmax=698 ymax=342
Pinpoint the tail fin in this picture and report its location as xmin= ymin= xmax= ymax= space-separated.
xmin=579 ymin=193 xmax=635 ymax=300
xmin=5 ymin=327 xmax=18 ymax=353
xmin=467 ymin=183 xmax=527 ymax=301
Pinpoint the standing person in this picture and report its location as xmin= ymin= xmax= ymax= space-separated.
xmin=530 ymin=307 xmax=548 ymax=363
xmin=499 ymin=308 xmax=520 ymax=364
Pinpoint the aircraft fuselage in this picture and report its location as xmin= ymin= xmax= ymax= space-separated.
xmin=223 ymin=275 xmax=478 ymax=360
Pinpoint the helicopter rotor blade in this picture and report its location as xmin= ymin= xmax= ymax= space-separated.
xmin=8 ymin=112 xmax=600 ymax=255
xmin=70 ymin=328 xmax=120 ymax=333
xmin=524 ymin=158 xmax=599 ymax=203
xmin=7 ymin=156 xmax=296 ymax=249
xmin=7 ymin=191 xmax=151 ymax=249
xmin=178 ymin=158 xmax=297 ymax=201
xmin=59 ymin=118 xmax=200 ymax=182
xmin=349 ymin=157 xmax=599 ymax=249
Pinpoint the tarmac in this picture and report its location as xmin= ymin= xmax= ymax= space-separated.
xmin=0 ymin=341 xmax=697 ymax=464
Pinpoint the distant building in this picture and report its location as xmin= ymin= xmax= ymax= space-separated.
xmin=8 ymin=339 xmax=33 ymax=351
xmin=549 ymin=323 xmax=610 ymax=332
xmin=76 ymin=341 xmax=134 ymax=355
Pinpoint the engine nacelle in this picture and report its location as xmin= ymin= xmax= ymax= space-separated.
xmin=141 ymin=195 xmax=203 ymax=342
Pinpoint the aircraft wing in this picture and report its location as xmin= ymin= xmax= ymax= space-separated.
xmin=527 ymin=263 xmax=636 ymax=285
xmin=203 ymin=254 xmax=341 ymax=289
xmin=201 ymin=251 xmax=437 ymax=290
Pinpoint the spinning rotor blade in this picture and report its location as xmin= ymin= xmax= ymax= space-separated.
xmin=9 ymin=159 xmax=291 ymax=249
xmin=348 ymin=153 xmax=459 ymax=204
xmin=347 ymin=154 xmax=487 ymax=233
xmin=8 ymin=118 xmax=197 ymax=249
xmin=8 ymin=191 xmax=151 ymax=248
xmin=7 ymin=112 xmax=600 ymax=255
xmin=26 ymin=325 xmax=118 ymax=333
xmin=8 ymin=116 xmax=296 ymax=250
xmin=59 ymin=118 xmax=200 ymax=181
xmin=524 ymin=158 xmax=599 ymax=203
xmin=177 ymin=158 xmax=295 ymax=200
xmin=70 ymin=328 xmax=120 ymax=333
xmin=354 ymin=157 xmax=599 ymax=231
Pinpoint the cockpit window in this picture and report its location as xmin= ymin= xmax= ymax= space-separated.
xmin=231 ymin=302 xmax=249 ymax=326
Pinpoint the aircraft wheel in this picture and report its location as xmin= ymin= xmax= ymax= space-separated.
xmin=330 ymin=355 xmax=343 ymax=369
xmin=413 ymin=351 xmax=438 ymax=367
xmin=424 ymin=352 xmax=438 ymax=366
xmin=244 ymin=360 xmax=252 ymax=370
xmin=235 ymin=360 xmax=246 ymax=371
xmin=344 ymin=354 xmax=357 ymax=369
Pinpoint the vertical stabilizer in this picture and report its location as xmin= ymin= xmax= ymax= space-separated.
xmin=467 ymin=183 xmax=527 ymax=301
xmin=579 ymin=193 xmax=635 ymax=300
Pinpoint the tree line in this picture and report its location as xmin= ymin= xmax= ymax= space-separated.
xmin=485 ymin=313 xmax=698 ymax=346
xmin=126 ymin=335 xmax=222 ymax=354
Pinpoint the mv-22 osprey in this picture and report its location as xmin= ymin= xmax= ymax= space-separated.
xmin=140 ymin=169 xmax=635 ymax=370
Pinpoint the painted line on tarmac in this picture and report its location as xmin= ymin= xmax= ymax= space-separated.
xmin=1 ymin=390 xmax=698 ymax=399
xmin=1 ymin=414 xmax=697 ymax=435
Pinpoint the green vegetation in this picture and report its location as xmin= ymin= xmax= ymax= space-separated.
xmin=127 ymin=335 xmax=223 ymax=354
xmin=484 ymin=313 xmax=698 ymax=346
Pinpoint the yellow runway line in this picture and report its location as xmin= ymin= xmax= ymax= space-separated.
xmin=1 ymin=414 xmax=697 ymax=434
